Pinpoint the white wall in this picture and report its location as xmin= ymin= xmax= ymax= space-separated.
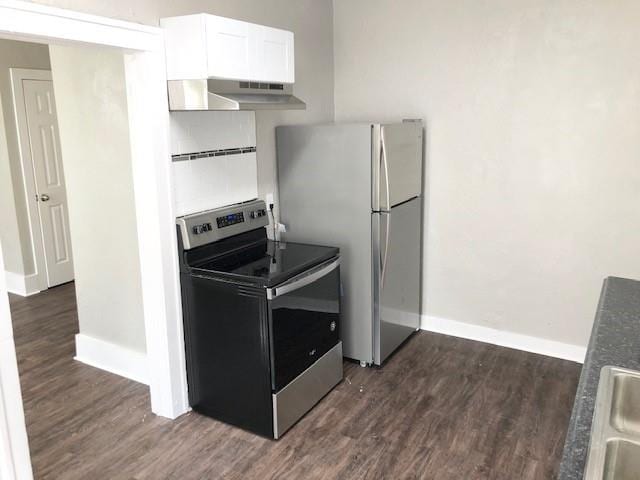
xmin=0 ymin=39 xmax=51 ymax=277
xmin=170 ymin=111 xmax=258 ymax=216
xmin=49 ymin=45 xmax=146 ymax=354
xmin=333 ymin=0 xmax=640 ymax=348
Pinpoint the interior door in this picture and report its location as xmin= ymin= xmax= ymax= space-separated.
xmin=373 ymin=197 xmax=422 ymax=365
xmin=377 ymin=122 xmax=423 ymax=211
xmin=23 ymin=79 xmax=74 ymax=287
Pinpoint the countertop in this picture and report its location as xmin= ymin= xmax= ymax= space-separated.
xmin=558 ymin=276 xmax=640 ymax=479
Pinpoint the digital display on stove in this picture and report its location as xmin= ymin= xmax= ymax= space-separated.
xmin=216 ymin=212 xmax=245 ymax=228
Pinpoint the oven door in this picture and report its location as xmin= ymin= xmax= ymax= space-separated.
xmin=267 ymin=256 xmax=341 ymax=391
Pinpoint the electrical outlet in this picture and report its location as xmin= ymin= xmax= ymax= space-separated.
xmin=266 ymin=193 xmax=274 ymax=207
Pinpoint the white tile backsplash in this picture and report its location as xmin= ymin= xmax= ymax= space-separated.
xmin=172 ymin=152 xmax=258 ymax=216
xmin=170 ymin=110 xmax=258 ymax=216
xmin=170 ymin=111 xmax=256 ymax=155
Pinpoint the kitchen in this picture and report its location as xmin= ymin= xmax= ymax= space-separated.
xmin=1 ymin=1 xmax=640 ymax=479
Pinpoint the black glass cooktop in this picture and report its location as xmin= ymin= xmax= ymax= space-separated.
xmin=192 ymin=239 xmax=339 ymax=287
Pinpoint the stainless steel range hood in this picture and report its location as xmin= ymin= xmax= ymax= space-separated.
xmin=168 ymin=79 xmax=306 ymax=111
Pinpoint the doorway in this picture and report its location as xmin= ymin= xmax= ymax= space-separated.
xmin=0 ymin=2 xmax=189 ymax=479
xmin=11 ymin=68 xmax=74 ymax=290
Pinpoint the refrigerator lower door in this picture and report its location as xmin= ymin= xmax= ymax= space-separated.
xmin=373 ymin=122 xmax=423 ymax=212
xmin=372 ymin=197 xmax=422 ymax=365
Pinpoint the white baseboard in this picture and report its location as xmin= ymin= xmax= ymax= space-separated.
xmin=74 ymin=333 xmax=149 ymax=385
xmin=421 ymin=315 xmax=586 ymax=363
xmin=23 ymin=274 xmax=42 ymax=296
xmin=4 ymin=272 xmax=41 ymax=297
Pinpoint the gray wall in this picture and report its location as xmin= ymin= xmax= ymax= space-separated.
xmin=0 ymin=39 xmax=51 ymax=275
xmin=49 ymin=45 xmax=146 ymax=353
xmin=30 ymin=0 xmax=336 ymax=218
xmin=333 ymin=0 xmax=640 ymax=347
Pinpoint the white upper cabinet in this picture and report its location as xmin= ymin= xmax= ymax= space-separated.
xmin=205 ymin=15 xmax=251 ymax=81
xmin=161 ymin=14 xmax=295 ymax=84
xmin=252 ymin=25 xmax=294 ymax=84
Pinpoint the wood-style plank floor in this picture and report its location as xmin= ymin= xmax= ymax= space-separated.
xmin=9 ymin=283 xmax=581 ymax=479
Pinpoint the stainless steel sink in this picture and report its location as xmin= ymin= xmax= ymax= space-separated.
xmin=603 ymin=440 xmax=640 ymax=480
xmin=611 ymin=373 xmax=640 ymax=436
xmin=585 ymin=367 xmax=640 ymax=479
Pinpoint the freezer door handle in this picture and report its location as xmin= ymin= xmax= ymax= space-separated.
xmin=267 ymin=257 xmax=340 ymax=300
xmin=380 ymin=212 xmax=390 ymax=288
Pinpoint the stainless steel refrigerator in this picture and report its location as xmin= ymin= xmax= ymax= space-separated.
xmin=276 ymin=121 xmax=423 ymax=366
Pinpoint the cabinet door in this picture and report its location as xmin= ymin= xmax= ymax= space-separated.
xmin=161 ymin=15 xmax=209 ymax=80
xmin=252 ymin=25 xmax=295 ymax=83
xmin=205 ymin=15 xmax=251 ymax=80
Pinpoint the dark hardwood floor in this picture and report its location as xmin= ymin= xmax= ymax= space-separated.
xmin=9 ymin=283 xmax=581 ymax=479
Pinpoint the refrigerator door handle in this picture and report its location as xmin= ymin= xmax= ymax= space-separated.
xmin=379 ymin=131 xmax=391 ymax=285
xmin=380 ymin=130 xmax=391 ymax=211
xmin=381 ymin=212 xmax=390 ymax=288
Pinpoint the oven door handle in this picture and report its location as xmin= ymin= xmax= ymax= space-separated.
xmin=267 ymin=257 xmax=340 ymax=300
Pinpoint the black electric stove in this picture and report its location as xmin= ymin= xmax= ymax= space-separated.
xmin=177 ymin=199 xmax=343 ymax=439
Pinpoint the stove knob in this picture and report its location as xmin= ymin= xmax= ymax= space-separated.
xmin=250 ymin=211 xmax=256 ymax=219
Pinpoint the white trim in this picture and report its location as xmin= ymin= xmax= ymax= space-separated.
xmin=22 ymin=274 xmax=39 ymax=296
xmin=123 ymin=49 xmax=189 ymax=418
xmin=74 ymin=334 xmax=149 ymax=385
xmin=3 ymin=272 xmax=40 ymax=297
xmin=10 ymin=68 xmax=53 ymax=294
xmin=421 ymin=315 xmax=586 ymax=363
xmin=0 ymin=5 xmax=189 ymax=479
xmin=0 ymin=0 xmax=189 ymax=419
xmin=4 ymin=271 xmax=25 ymax=296
xmin=0 ymin=246 xmax=33 ymax=480
xmin=0 ymin=0 xmax=159 ymax=51
xmin=0 ymin=339 xmax=33 ymax=480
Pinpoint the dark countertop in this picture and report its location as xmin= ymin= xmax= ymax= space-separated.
xmin=558 ymin=276 xmax=640 ymax=480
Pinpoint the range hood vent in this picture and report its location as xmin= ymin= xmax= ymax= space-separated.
xmin=239 ymin=81 xmax=285 ymax=90
xmin=168 ymin=79 xmax=306 ymax=111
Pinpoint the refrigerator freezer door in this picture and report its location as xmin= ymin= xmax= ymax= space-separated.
xmin=373 ymin=122 xmax=424 ymax=211
xmin=372 ymin=197 xmax=422 ymax=365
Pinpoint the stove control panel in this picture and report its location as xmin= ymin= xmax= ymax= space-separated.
xmin=249 ymin=208 xmax=267 ymax=219
xmin=177 ymin=199 xmax=270 ymax=250
xmin=192 ymin=223 xmax=212 ymax=235
xmin=216 ymin=212 xmax=245 ymax=229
